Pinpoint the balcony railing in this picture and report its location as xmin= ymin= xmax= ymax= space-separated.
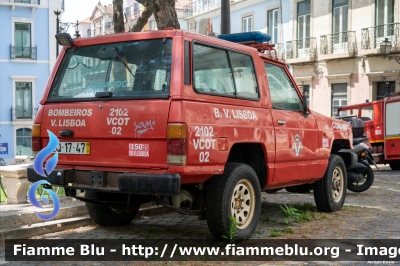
xmin=0 ymin=0 xmax=40 ymax=4
xmin=10 ymin=45 xmax=37 ymax=60
xmin=10 ymin=108 xmax=38 ymax=121
xmin=265 ymin=43 xmax=285 ymax=61
xmin=286 ymin=38 xmax=316 ymax=59
xmin=183 ymin=0 xmax=221 ymax=18
xmin=361 ymin=23 xmax=400 ymax=49
xmin=320 ymin=31 xmax=357 ymax=54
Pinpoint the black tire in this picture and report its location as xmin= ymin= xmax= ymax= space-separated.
xmin=85 ymin=191 xmax=139 ymax=226
xmin=389 ymin=161 xmax=400 ymax=170
xmin=347 ymin=163 xmax=374 ymax=192
xmin=314 ymin=154 xmax=347 ymax=212
xmin=206 ymin=163 xmax=261 ymax=241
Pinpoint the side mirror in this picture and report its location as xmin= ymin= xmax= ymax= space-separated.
xmin=302 ymin=96 xmax=309 ymax=117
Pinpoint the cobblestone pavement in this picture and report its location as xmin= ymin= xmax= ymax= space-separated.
xmin=2 ymin=165 xmax=400 ymax=265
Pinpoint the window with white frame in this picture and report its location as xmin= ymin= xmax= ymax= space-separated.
xmin=149 ymin=20 xmax=154 ymax=30
xmin=134 ymin=3 xmax=140 ymax=17
xmin=242 ymin=16 xmax=252 ymax=32
xmin=99 ymin=20 xmax=102 ymax=35
xmin=15 ymin=23 xmax=31 ymax=59
xmin=333 ymin=0 xmax=348 ymax=34
xmin=331 ymin=83 xmax=347 ymax=117
xmin=268 ymin=9 xmax=279 ymax=44
xmin=16 ymin=128 xmax=32 ymax=156
xmin=297 ymin=0 xmax=311 ymax=42
xmin=12 ymin=18 xmax=35 ymax=60
xmin=376 ymin=0 xmax=394 ymax=39
xmin=15 ymin=81 xmax=33 ymax=120
xmin=376 ymin=0 xmax=394 ymax=26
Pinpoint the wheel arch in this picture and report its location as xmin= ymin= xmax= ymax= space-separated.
xmin=330 ymin=139 xmax=352 ymax=167
xmin=225 ymin=143 xmax=267 ymax=188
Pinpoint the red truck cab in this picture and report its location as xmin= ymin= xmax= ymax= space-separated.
xmin=28 ymin=30 xmax=356 ymax=240
xmin=338 ymin=96 xmax=400 ymax=170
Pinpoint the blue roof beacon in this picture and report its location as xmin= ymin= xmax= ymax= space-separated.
xmin=218 ymin=31 xmax=271 ymax=44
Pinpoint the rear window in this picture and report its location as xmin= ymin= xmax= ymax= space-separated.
xmin=338 ymin=108 xmax=358 ymax=117
xmin=47 ymin=38 xmax=172 ymax=101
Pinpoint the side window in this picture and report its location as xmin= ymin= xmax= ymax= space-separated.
xmin=361 ymin=106 xmax=374 ymax=121
xmin=193 ymin=43 xmax=258 ymax=99
xmin=193 ymin=44 xmax=235 ymax=95
xmin=228 ymin=51 xmax=258 ymax=99
xmin=264 ymin=63 xmax=302 ymax=111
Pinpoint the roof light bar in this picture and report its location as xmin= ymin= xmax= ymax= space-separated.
xmin=218 ymin=31 xmax=271 ymax=44
xmin=55 ymin=33 xmax=74 ymax=46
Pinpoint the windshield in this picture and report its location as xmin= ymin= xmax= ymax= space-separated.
xmin=48 ymin=38 xmax=172 ymax=101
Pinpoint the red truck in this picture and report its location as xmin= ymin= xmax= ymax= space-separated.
xmin=28 ymin=30 xmax=357 ymax=240
xmin=338 ymin=95 xmax=400 ymax=170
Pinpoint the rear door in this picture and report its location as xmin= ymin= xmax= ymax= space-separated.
xmin=41 ymin=38 xmax=174 ymax=169
xmin=385 ymin=97 xmax=400 ymax=161
xmin=361 ymin=102 xmax=383 ymax=144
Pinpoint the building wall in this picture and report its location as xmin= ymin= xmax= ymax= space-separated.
xmin=290 ymin=0 xmax=400 ymax=117
xmin=185 ymin=0 xmax=400 ymax=117
xmin=79 ymin=23 xmax=92 ymax=38
xmin=0 ymin=0 xmax=62 ymax=163
xmin=190 ymin=0 xmax=290 ymax=41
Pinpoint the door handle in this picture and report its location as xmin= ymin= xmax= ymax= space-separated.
xmin=278 ymin=120 xmax=286 ymax=125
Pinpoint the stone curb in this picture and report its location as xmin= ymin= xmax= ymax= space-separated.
xmin=0 ymin=205 xmax=88 ymax=228
xmin=0 ymin=206 xmax=173 ymax=246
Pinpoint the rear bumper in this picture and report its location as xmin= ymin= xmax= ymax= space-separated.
xmin=27 ymin=166 xmax=180 ymax=196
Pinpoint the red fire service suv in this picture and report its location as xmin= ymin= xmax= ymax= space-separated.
xmin=29 ymin=30 xmax=357 ymax=240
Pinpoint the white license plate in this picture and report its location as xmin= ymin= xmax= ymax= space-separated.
xmin=56 ymin=142 xmax=90 ymax=155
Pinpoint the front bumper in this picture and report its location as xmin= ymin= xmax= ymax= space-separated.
xmin=27 ymin=166 xmax=181 ymax=196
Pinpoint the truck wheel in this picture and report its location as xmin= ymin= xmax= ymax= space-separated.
xmin=85 ymin=191 xmax=139 ymax=226
xmin=206 ymin=163 xmax=261 ymax=241
xmin=347 ymin=163 xmax=374 ymax=193
xmin=389 ymin=161 xmax=400 ymax=170
xmin=314 ymin=155 xmax=347 ymax=212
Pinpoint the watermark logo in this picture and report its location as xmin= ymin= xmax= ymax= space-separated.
xmin=28 ymin=130 xmax=61 ymax=220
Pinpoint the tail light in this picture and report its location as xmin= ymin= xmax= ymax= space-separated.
xmin=167 ymin=123 xmax=187 ymax=165
xmin=32 ymin=124 xmax=41 ymax=153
